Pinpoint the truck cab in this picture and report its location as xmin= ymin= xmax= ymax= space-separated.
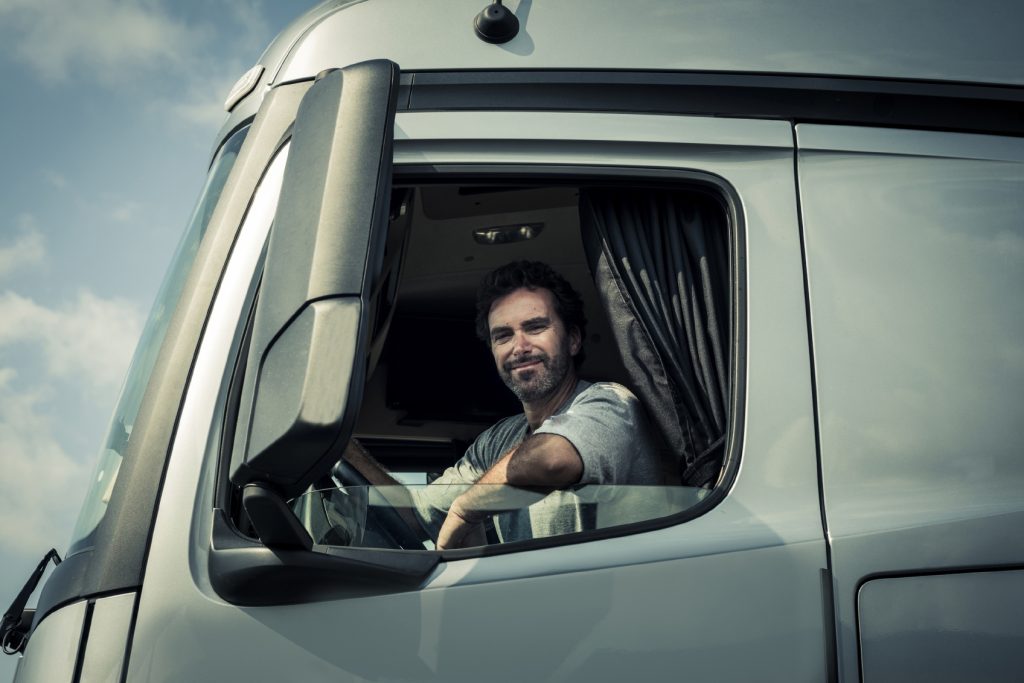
xmin=6 ymin=1 xmax=1023 ymax=681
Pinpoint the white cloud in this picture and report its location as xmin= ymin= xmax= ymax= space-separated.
xmin=0 ymin=1 xmax=280 ymax=131
xmin=163 ymin=71 xmax=241 ymax=129
xmin=0 ymin=284 xmax=141 ymax=577
xmin=225 ymin=1 xmax=273 ymax=60
xmin=110 ymin=201 xmax=141 ymax=224
xmin=0 ymin=0 xmax=204 ymax=84
xmin=0 ymin=289 xmax=143 ymax=390
xmin=0 ymin=218 xmax=45 ymax=279
xmin=0 ymin=368 xmax=92 ymax=558
xmin=0 ymin=288 xmax=141 ymax=557
xmin=43 ymin=170 xmax=68 ymax=190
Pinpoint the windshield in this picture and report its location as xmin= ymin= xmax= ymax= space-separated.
xmin=67 ymin=125 xmax=250 ymax=556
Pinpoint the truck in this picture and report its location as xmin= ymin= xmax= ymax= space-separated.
xmin=4 ymin=0 xmax=1023 ymax=681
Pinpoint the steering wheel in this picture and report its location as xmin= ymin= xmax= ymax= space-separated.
xmin=331 ymin=460 xmax=429 ymax=551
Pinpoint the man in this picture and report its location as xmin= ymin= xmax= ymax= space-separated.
xmin=345 ymin=260 xmax=661 ymax=549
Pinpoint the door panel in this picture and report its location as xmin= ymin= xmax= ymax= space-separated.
xmin=129 ymin=111 xmax=828 ymax=681
xmin=797 ymin=124 xmax=1024 ymax=682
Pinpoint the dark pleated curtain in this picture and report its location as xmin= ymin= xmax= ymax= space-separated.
xmin=579 ymin=188 xmax=730 ymax=487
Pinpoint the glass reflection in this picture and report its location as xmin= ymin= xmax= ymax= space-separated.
xmin=292 ymin=484 xmax=707 ymax=551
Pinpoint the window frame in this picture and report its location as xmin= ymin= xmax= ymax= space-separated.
xmin=212 ymin=163 xmax=747 ymax=567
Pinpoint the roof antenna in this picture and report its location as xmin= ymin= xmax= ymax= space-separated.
xmin=474 ymin=0 xmax=520 ymax=44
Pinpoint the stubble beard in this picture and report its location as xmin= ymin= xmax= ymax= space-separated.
xmin=500 ymin=344 xmax=571 ymax=403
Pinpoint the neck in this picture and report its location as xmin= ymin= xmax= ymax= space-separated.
xmin=523 ymin=371 xmax=579 ymax=431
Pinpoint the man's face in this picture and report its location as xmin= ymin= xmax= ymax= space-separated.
xmin=487 ymin=287 xmax=580 ymax=403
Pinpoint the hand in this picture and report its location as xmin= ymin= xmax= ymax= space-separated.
xmin=436 ymin=499 xmax=486 ymax=550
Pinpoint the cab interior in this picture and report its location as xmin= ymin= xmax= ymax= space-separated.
xmin=353 ymin=180 xmax=724 ymax=485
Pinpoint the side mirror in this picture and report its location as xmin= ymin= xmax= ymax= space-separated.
xmin=230 ymin=60 xmax=400 ymax=499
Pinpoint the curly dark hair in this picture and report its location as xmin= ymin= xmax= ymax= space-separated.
xmin=475 ymin=261 xmax=587 ymax=368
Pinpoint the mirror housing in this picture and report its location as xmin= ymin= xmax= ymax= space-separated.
xmin=230 ymin=60 xmax=400 ymax=498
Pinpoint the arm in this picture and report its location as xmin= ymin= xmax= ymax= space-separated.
xmin=341 ymin=439 xmax=401 ymax=487
xmin=436 ymin=433 xmax=583 ymax=549
xmin=340 ymin=439 xmax=428 ymax=542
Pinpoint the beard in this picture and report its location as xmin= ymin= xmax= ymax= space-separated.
xmin=499 ymin=344 xmax=572 ymax=403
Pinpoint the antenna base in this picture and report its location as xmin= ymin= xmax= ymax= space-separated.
xmin=474 ymin=2 xmax=520 ymax=44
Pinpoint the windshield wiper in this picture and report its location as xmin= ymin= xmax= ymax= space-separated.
xmin=1 ymin=548 xmax=61 ymax=655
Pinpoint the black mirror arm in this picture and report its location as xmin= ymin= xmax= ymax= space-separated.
xmin=1 ymin=548 xmax=61 ymax=655
xmin=242 ymin=482 xmax=314 ymax=551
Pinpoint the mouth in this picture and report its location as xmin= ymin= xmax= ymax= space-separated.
xmin=505 ymin=355 xmax=546 ymax=373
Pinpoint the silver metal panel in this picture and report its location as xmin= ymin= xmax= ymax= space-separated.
xmin=859 ymin=570 xmax=1024 ymax=683
xmin=797 ymin=123 xmax=1024 ymax=683
xmin=127 ymin=110 xmax=829 ymax=681
xmin=276 ymin=0 xmax=1023 ymax=87
xmin=79 ymin=592 xmax=136 ymax=683
xmin=13 ymin=600 xmax=86 ymax=683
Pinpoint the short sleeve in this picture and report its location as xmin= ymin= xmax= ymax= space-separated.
xmin=533 ymin=382 xmax=653 ymax=485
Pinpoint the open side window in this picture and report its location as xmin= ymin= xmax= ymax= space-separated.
xmin=283 ymin=179 xmax=734 ymax=550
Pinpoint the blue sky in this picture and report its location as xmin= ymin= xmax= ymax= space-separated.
xmin=0 ymin=2 xmax=312 ymax=678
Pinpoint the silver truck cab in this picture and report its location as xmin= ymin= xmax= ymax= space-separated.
xmin=6 ymin=1 xmax=1023 ymax=681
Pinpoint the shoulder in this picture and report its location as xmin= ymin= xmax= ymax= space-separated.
xmin=474 ymin=412 xmax=528 ymax=448
xmin=573 ymin=381 xmax=641 ymax=407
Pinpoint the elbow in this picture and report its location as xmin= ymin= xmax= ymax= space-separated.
xmin=507 ymin=438 xmax=583 ymax=488
xmin=541 ymin=454 xmax=583 ymax=488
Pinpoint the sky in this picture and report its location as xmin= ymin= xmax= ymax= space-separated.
xmin=0 ymin=2 xmax=314 ymax=679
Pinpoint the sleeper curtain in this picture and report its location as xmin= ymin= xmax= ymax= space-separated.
xmin=579 ymin=188 xmax=730 ymax=487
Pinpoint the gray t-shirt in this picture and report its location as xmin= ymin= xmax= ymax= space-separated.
xmin=413 ymin=380 xmax=661 ymax=542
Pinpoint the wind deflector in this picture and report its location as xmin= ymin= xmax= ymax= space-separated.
xmin=231 ymin=60 xmax=399 ymax=498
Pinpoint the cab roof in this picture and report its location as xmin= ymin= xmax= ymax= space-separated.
xmin=270 ymin=0 xmax=1023 ymax=87
xmin=217 ymin=0 xmax=1023 ymax=145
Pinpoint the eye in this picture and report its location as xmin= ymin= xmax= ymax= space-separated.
xmin=491 ymin=330 xmax=512 ymax=345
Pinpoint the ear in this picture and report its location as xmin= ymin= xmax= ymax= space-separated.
xmin=569 ymin=326 xmax=582 ymax=356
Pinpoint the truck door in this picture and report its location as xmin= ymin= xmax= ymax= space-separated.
xmin=124 ymin=68 xmax=832 ymax=681
xmin=798 ymin=124 xmax=1024 ymax=682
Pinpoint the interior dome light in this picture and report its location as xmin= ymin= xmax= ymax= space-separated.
xmin=473 ymin=223 xmax=544 ymax=245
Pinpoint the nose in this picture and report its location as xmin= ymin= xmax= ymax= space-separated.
xmin=510 ymin=329 xmax=534 ymax=356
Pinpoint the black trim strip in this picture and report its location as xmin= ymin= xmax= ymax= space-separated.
xmin=820 ymin=568 xmax=839 ymax=683
xmin=116 ymin=592 xmax=139 ymax=683
xmin=856 ymin=561 xmax=1024 ymax=587
xmin=70 ymin=600 xmax=93 ymax=683
xmin=792 ymin=128 xmax=839 ymax=682
xmin=403 ymin=70 xmax=1024 ymax=137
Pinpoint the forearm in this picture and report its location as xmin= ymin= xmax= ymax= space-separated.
xmin=342 ymin=439 xmax=401 ymax=487
xmin=452 ymin=434 xmax=583 ymax=522
xmin=450 ymin=449 xmax=546 ymax=523
xmin=341 ymin=439 xmax=427 ymax=541
xmin=437 ymin=434 xmax=584 ymax=549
